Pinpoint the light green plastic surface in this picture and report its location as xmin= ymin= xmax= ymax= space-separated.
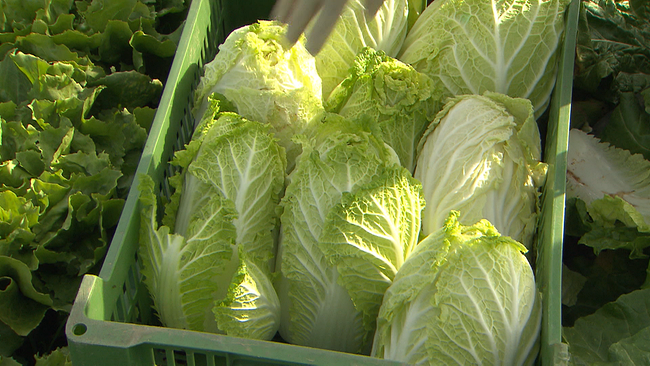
xmin=65 ymin=0 xmax=580 ymax=364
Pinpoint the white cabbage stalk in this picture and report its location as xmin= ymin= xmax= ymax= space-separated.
xmin=138 ymin=108 xmax=286 ymax=340
xmin=372 ymin=211 xmax=542 ymax=365
xmin=567 ymin=129 xmax=650 ymax=231
xmin=312 ymin=0 xmax=409 ymax=100
xmin=399 ymin=0 xmax=571 ymax=117
xmin=414 ymin=92 xmax=547 ymax=249
xmin=193 ymin=20 xmax=323 ymax=172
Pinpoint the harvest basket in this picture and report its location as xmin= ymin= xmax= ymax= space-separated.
xmin=65 ymin=0 xmax=580 ymax=364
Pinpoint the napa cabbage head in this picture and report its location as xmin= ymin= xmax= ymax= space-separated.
xmin=193 ymin=20 xmax=323 ymax=172
xmin=312 ymin=0 xmax=409 ymax=100
xmin=414 ymin=92 xmax=547 ymax=249
xmin=138 ymin=102 xmax=286 ymax=340
xmin=325 ymin=47 xmax=443 ymax=172
xmin=275 ymin=113 xmax=422 ymax=354
xmin=372 ymin=211 xmax=542 ymax=365
xmin=399 ymin=0 xmax=571 ymax=117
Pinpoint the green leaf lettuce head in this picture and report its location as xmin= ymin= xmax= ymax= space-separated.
xmin=138 ymin=107 xmax=286 ymax=340
xmin=275 ymin=113 xmax=412 ymax=354
xmin=399 ymin=0 xmax=571 ymax=117
xmin=325 ymin=47 xmax=443 ymax=172
xmin=371 ymin=211 xmax=542 ymax=365
xmin=414 ymin=92 xmax=547 ymax=250
xmin=192 ymin=20 xmax=324 ymax=172
xmin=310 ymin=0 xmax=409 ymax=100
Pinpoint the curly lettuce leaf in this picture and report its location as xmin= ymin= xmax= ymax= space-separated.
xmin=0 ymin=256 xmax=53 ymax=337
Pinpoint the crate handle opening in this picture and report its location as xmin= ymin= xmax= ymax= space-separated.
xmin=72 ymin=323 xmax=88 ymax=336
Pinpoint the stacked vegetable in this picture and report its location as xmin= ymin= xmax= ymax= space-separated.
xmin=0 ymin=0 xmax=187 ymax=365
xmin=137 ymin=0 xmax=571 ymax=364
xmin=560 ymin=1 xmax=650 ymax=364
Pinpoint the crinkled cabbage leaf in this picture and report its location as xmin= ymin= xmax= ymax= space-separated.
xmin=326 ymin=47 xmax=443 ymax=172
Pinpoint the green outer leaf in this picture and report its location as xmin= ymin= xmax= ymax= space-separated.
xmin=399 ymin=0 xmax=571 ymax=117
xmin=129 ymin=30 xmax=177 ymax=58
xmin=0 ymin=320 xmax=23 ymax=357
xmin=319 ymin=166 xmax=424 ymax=336
xmin=600 ymin=92 xmax=650 ymax=161
xmin=564 ymin=288 xmax=650 ymax=365
xmin=87 ymin=70 xmax=163 ymax=110
xmin=77 ymin=0 xmax=137 ymax=33
xmin=0 ymin=256 xmax=53 ymax=336
xmin=573 ymin=0 xmax=650 ymax=102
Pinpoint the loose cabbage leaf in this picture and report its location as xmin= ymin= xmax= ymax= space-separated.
xmin=399 ymin=0 xmax=571 ymax=117
xmin=566 ymin=129 xmax=650 ymax=235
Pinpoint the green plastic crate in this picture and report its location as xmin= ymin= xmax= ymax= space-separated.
xmin=65 ymin=0 xmax=580 ymax=365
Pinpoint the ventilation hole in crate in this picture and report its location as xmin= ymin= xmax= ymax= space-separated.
xmin=174 ymin=350 xmax=190 ymax=366
xmin=153 ymin=348 xmax=168 ymax=366
xmin=210 ymin=353 xmax=230 ymax=366
xmin=188 ymin=352 xmax=207 ymax=366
